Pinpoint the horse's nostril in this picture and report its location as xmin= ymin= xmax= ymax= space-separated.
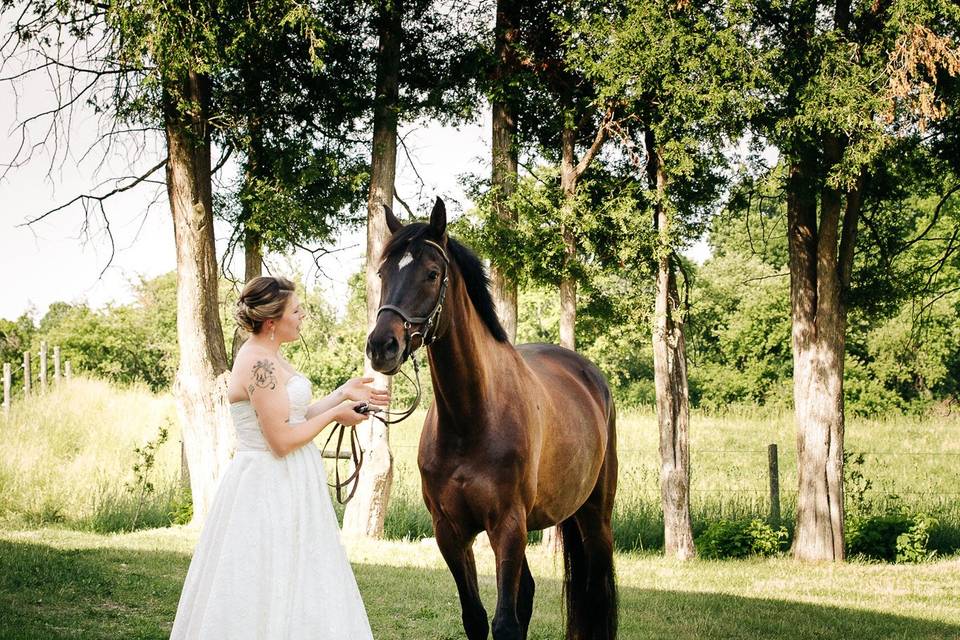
xmin=384 ymin=336 xmax=399 ymax=357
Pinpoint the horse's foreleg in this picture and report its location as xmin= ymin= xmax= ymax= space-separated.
xmin=488 ymin=512 xmax=529 ymax=640
xmin=435 ymin=518 xmax=489 ymax=640
xmin=517 ymin=556 xmax=535 ymax=637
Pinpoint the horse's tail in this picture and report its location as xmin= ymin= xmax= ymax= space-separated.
xmin=558 ymin=358 xmax=618 ymax=639
xmin=558 ymin=517 xmax=618 ymax=640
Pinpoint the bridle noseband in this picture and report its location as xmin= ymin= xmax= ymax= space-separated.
xmin=375 ymin=239 xmax=450 ymax=362
xmin=323 ymin=238 xmax=450 ymax=505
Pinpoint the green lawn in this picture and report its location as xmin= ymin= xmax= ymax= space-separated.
xmin=1 ymin=527 xmax=958 ymax=639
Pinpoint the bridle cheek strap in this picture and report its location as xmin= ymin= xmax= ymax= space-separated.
xmin=376 ymin=239 xmax=450 ymax=361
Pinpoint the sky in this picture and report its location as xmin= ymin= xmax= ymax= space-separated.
xmin=0 ymin=64 xmax=490 ymax=321
xmin=0 ymin=63 xmax=709 ymax=323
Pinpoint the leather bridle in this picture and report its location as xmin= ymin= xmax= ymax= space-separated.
xmin=323 ymin=238 xmax=450 ymax=504
xmin=375 ymin=239 xmax=450 ymax=362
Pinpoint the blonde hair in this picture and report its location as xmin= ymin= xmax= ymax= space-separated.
xmin=235 ymin=276 xmax=296 ymax=334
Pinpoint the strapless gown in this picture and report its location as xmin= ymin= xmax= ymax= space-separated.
xmin=170 ymin=374 xmax=374 ymax=639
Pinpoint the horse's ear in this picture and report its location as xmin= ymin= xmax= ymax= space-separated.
xmin=384 ymin=204 xmax=403 ymax=234
xmin=429 ymin=197 xmax=447 ymax=237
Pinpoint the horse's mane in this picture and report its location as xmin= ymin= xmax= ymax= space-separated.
xmin=381 ymin=224 xmax=509 ymax=343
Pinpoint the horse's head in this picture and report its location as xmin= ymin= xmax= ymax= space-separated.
xmin=366 ymin=197 xmax=451 ymax=375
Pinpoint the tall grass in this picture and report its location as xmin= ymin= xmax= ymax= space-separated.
xmin=0 ymin=377 xmax=182 ymax=532
xmin=3 ymin=379 xmax=957 ymax=554
xmin=380 ymin=407 xmax=960 ymax=554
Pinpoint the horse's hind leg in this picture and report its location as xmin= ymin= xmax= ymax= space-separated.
xmin=435 ymin=518 xmax=489 ymax=640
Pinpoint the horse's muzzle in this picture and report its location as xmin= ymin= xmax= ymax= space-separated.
xmin=366 ymin=322 xmax=405 ymax=375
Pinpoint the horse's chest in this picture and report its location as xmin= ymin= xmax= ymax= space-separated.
xmin=419 ymin=442 xmax=519 ymax=492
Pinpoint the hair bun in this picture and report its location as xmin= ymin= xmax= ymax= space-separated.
xmin=234 ymin=298 xmax=257 ymax=333
xmin=234 ymin=276 xmax=296 ymax=336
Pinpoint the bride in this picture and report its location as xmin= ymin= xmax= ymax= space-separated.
xmin=171 ymin=275 xmax=388 ymax=639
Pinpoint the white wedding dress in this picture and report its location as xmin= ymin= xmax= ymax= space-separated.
xmin=170 ymin=374 xmax=374 ymax=639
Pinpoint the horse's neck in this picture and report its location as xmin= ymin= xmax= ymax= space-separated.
xmin=426 ymin=278 xmax=506 ymax=432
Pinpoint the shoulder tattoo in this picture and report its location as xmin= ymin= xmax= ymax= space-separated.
xmin=248 ymin=359 xmax=277 ymax=395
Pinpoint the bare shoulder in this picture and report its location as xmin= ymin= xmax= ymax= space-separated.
xmin=233 ymin=346 xmax=281 ymax=397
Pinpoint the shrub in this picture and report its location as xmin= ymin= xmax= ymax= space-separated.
xmin=695 ymin=518 xmax=787 ymax=559
xmin=896 ymin=515 xmax=938 ymax=564
xmin=846 ymin=513 xmax=913 ymax=561
xmin=846 ymin=509 xmax=938 ymax=563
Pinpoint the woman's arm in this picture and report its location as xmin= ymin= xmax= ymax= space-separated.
xmin=305 ymin=386 xmax=348 ymax=420
xmin=306 ymin=376 xmax=390 ymax=420
xmin=243 ymin=356 xmax=367 ymax=458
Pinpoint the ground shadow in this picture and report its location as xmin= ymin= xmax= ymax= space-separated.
xmin=1 ymin=538 xmax=958 ymax=640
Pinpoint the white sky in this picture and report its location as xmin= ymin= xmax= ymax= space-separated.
xmin=0 ymin=66 xmax=709 ymax=323
xmin=0 ymin=64 xmax=489 ymax=321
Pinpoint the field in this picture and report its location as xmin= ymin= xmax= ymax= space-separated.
xmin=1 ymin=378 xmax=959 ymax=638
xmin=2 ymin=377 xmax=959 ymax=552
xmin=2 ymin=527 xmax=959 ymax=640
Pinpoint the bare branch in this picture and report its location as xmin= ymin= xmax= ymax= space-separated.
xmin=396 ymin=129 xmax=428 ymax=199
xmin=574 ymin=105 xmax=614 ymax=178
xmin=292 ymin=241 xmax=359 ymax=281
xmin=17 ymin=157 xmax=168 ymax=226
xmin=393 ymin=186 xmax=415 ymax=219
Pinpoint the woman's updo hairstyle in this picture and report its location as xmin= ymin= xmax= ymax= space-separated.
xmin=235 ymin=276 xmax=296 ymax=334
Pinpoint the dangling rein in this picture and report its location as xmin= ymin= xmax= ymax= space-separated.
xmin=322 ymin=353 xmax=426 ymax=505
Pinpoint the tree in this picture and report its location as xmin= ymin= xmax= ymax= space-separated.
xmin=747 ymin=0 xmax=960 ymax=560
xmin=569 ymin=0 xmax=756 ymax=559
xmin=345 ymin=0 xmax=486 ymax=537
xmin=488 ymin=0 xmax=522 ymax=342
xmin=217 ymin=1 xmax=371 ymax=358
xmin=0 ymin=0 xmax=357 ymax=524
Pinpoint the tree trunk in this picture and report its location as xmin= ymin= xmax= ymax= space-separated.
xmin=647 ymin=133 xmax=695 ymax=559
xmin=489 ymin=0 xmax=519 ymax=342
xmin=164 ymin=70 xmax=234 ymax=527
xmin=558 ymin=124 xmax=577 ymax=351
xmin=232 ymin=226 xmax=263 ymax=361
xmin=341 ymin=0 xmax=400 ymax=538
xmin=788 ymin=143 xmax=847 ymax=562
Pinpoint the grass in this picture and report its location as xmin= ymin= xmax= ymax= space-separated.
xmin=0 ymin=378 xmax=181 ymax=532
xmin=2 ymin=377 xmax=958 ymax=553
xmin=0 ymin=527 xmax=958 ymax=639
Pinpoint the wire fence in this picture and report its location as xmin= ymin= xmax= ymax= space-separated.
xmin=389 ymin=442 xmax=960 ymax=501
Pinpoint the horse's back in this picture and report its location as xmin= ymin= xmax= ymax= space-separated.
xmin=516 ymin=343 xmax=613 ymax=415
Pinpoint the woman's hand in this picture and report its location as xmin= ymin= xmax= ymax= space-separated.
xmin=332 ymin=401 xmax=370 ymax=427
xmin=339 ymin=377 xmax=391 ymax=407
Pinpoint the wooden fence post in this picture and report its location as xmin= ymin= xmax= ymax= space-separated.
xmin=54 ymin=346 xmax=61 ymax=385
xmin=768 ymin=443 xmax=780 ymax=525
xmin=65 ymin=361 xmax=72 ymax=381
xmin=23 ymin=351 xmax=31 ymax=398
xmin=3 ymin=363 xmax=10 ymax=416
xmin=39 ymin=341 xmax=47 ymax=395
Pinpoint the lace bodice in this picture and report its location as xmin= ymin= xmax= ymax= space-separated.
xmin=230 ymin=374 xmax=312 ymax=452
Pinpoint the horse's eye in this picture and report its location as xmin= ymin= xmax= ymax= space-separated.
xmin=428 ymin=270 xmax=440 ymax=281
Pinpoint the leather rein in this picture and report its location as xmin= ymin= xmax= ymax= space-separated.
xmin=323 ymin=239 xmax=450 ymax=505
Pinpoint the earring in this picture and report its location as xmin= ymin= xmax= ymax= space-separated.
xmin=270 ymin=326 xmax=276 ymax=341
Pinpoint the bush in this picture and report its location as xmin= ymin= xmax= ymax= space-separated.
xmin=846 ymin=510 xmax=938 ymax=563
xmin=896 ymin=515 xmax=938 ymax=563
xmin=846 ymin=513 xmax=913 ymax=561
xmin=695 ymin=518 xmax=787 ymax=559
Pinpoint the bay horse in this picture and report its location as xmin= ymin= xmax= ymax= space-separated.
xmin=366 ymin=198 xmax=618 ymax=640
